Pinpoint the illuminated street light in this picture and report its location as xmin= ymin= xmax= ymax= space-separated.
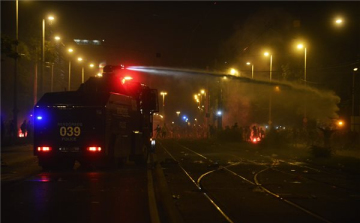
xmin=160 ymin=92 xmax=167 ymax=106
xmin=160 ymin=91 xmax=167 ymax=124
xmin=176 ymin=111 xmax=180 ymax=117
xmin=77 ymin=57 xmax=85 ymax=83
xmin=297 ymin=43 xmax=307 ymax=124
xmin=41 ymin=15 xmax=55 ymax=98
xmin=89 ymin=63 xmax=95 ymax=68
xmin=352 ymin=67 xmax=358 ymax=131
xmin=229 ymin=68 xmax=239 ymax=76
xmin=13 ymin=0 xmax=19 ymax=135
xmin=246 ymin=62 xmax=254 ymax=79
xmin=67 ymin=48 xmax=74 ymax=90
xmin=337 ymin=120 xmax=344 ymax=128
xmin=334 ymin=18 xmax=343 ymax=26
xmin=264 ymin=51 xmax=273 ymax=126
xmin=54 ymin=36 xmax=61 ymax=41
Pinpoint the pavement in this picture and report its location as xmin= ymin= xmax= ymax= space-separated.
xmin=1 ymin=140 xmax=184 ymax=223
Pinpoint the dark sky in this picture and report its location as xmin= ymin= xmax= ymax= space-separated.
xmin=2 ymin=1 xmax=358 ymax=66
xmin=1 ymin=1 xmax=359 ymax=125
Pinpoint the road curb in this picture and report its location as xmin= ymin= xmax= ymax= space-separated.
xmin=150 ymin=153 xmax=184 ymax=223
xmin=147 ymin=154 xmax=161 ymax=223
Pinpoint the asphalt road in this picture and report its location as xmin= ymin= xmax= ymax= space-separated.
xmin=2 ymin=140 xmax=360 ymax=223
xmin=1 ymin=144 xmax=151 ymax=223
xmin=156 ymin=139 xmax=360 ymax=223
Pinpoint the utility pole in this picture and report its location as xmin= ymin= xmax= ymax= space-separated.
xmin=13 ymin=0 xmax=19 ymax=138
xmin=217 ymin=80 xmax=222 ymax=130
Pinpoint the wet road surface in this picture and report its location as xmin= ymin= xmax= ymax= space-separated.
xmin=1 ymin=144 xmax=151 ymax=223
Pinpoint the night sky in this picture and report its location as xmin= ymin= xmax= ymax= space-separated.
xmin=1 ymin=1 xmax=359 ymax=126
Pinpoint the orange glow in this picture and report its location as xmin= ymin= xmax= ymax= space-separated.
xmin=337 ymin=120 xmax=344 ymax=127
xmin=18 ymin=129 xmax=26 ymax=137
xmin=122 ymin=76 xmax=133 ymax=84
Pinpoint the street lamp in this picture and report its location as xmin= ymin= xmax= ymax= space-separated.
xmin=229 ymin=68 xmax=239 ymax=76
xmin=352 ymin=67 xmax=358 ymax=132
xmin=334 ymin=17 xmax=344 ymax=26
xmin=41 ymin=15 xmax=55 ymax=97
xmin=176 ymin=111 xmax=180 ymax=117
xmin=13 ymin=0 xmax=19 ymax=137
xmin=67 ymin=48 xmax=73 ymax=90
xmin=264 ymin=51 xmax=273 ymax=126
xmin=297 ymin=43 xmax=308 ymax=124
xmin=45 ymin=62 xmax=55 ymax=92
xmin=160 ymin=91 xmax=167 ymax=106
xmin=264 ymin=52 xmax=272 ymax=81
xmin=77 ymin=57 xmax=85 ymax=83
xmin=246 ymin=62 xmax=254 ymax=79
xmin=160 ymin=91 xmax=167 ymax=124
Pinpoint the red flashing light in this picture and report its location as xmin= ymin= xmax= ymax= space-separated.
xmin=122 ymin=76 xmax=133 ymax=84
xmin=87 ymin=147 xmax=102 ymax=152
xmin=37 ymin=147 xmax=51 ymax=152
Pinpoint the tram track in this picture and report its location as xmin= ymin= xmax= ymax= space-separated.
xmin=159 ymin=141 xmax=336 ymax=223
xmin=257 ymin=154 xmax=360 ymax=193
xmin=183 ymin=144 xmax=334 ymax=223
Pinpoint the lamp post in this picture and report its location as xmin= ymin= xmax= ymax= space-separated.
xmin=45 ymin=62 xmax=55 ymax=92
xmin=13 ymin=0 xmax=19 ymax=137
xmin=297 ymin=44 xmax=307 ymax=124
xmin=40 ymin=15 xmax=54 ymax=97
xmin=160 ymin=91 xmax=167 ymax=124
xmin=352 ymin=67 xmax=358 ymax=131
xmin=264 ymin=52 xmax=273 ymax=126
xmin=246 ymin=62 xmax=254 ymax=79
xmin=77 ymin=57 xmax=84 ymax=83
xmin=67 ymin=48 xmax=73 ymax=90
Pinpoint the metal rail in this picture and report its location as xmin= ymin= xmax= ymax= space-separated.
xmin=159 ymin=143 xmax=235 ymax=223
xmin=175 ymin=143 xmax=334 ymax=223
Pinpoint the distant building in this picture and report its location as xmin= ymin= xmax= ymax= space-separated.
xmin=74 ymin=39 xmax=103 ymax=46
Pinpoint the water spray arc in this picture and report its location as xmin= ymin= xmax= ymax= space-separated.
xmin=127 ymin=66 xmax=340 ymax=127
